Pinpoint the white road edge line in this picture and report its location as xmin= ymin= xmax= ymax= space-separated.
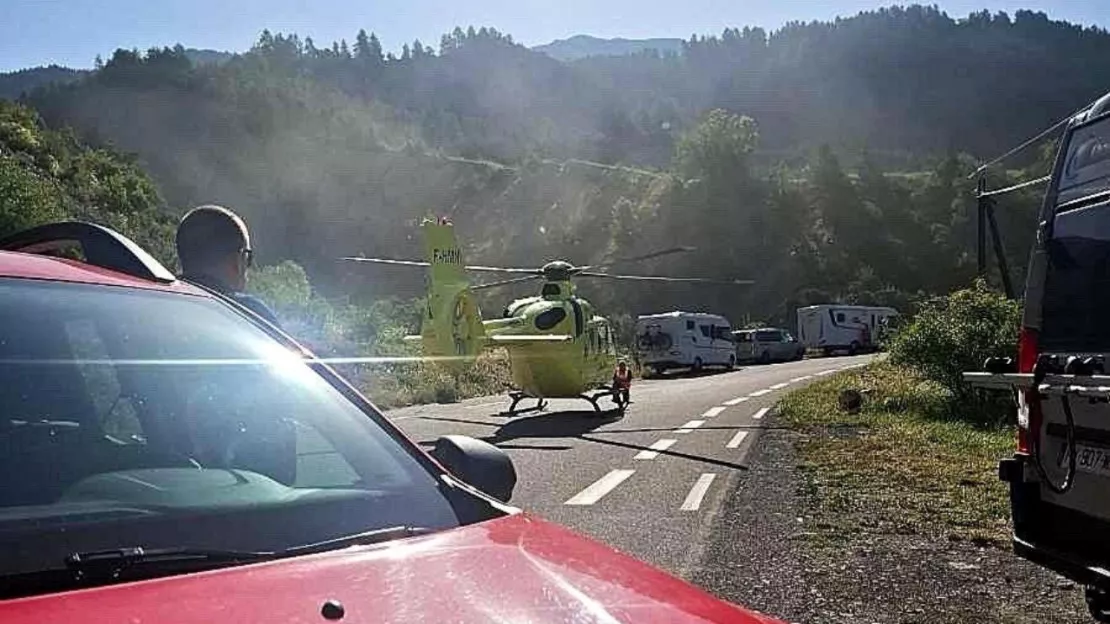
xmin=724 ymin=397 xmax=750 ymax=406
xmin=702 ymin=406 xmax=727 ymax=418
xmin=681 ymin=473 xmax=717 ymax=511
xmin=749 ymin=389 xmax=772 ymax=397
xmin=676 ymin=419 xmax=706 ymax=433
xmin=791 ymin=375 xmax=813 ymax=383
xmin=726 ymin=430 xmax=749 ymax=449
xmin=770 ymin=382 xmax=790 ymax=390
xmin=465 ymin=401 xmax=506 ymax=410
xmin=565 ymin=469 xmax=636 ymax=506
xmin=634 ymin=439 xmax=677 ymax=460
xmin=817 ymin=369 xmax=839 ymax=376
xmin=752 ymin=407 xmax=770 ymax=420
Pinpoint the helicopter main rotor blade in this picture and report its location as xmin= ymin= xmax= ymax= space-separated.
xmin=342 ymin=256 xmax=542 ymax=275
xmin=463 ymin=265 xmax=543 ymax=274
xmin=576 ymin=271 xmax=754 ymax=285
xmin=578 ymin=246 xmax=696 ymax=272
xmin=471 ymin=274 xmax=545 ymax=290
xmin=341 ymin=256 xmax=430 ymax=268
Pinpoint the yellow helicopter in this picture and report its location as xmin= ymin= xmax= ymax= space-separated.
xmin=343 ymin=217 xmax=752 ymax=415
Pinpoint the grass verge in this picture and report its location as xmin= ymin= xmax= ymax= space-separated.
xmin=352 ymin=351 xmax=514 ymax=410
xmin=778 ymin=361 xmax=1014 ymax=547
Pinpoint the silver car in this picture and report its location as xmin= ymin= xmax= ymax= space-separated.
xmin=733 ymin=328 xmax=805 ymax=364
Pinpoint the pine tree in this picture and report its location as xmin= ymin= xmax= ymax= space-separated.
xmin=354 ymin=29 xmax=371 ymax=59
xmin=368 ymin=33 xmax=384 ymax=64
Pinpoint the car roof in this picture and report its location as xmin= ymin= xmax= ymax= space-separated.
xmin=0 ymin=249 xmax=205 ymax=296
xmin=637 ymin=311 xmax=728 ymax=320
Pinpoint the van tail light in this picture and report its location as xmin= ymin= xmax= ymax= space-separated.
xmin=1016 ymin=327 xmax=1041 ymax=455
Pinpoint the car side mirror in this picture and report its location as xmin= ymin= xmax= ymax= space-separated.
xmin=431 ymin=435 xmax=517 ymax=503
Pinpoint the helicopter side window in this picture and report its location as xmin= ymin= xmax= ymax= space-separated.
xmin=699 ymin=325 xmax=711 ymax=338
xmin=686 ymin=320 xmax=695 ymax=331
xmin=534 ymin=307 xmax=567 ymax=331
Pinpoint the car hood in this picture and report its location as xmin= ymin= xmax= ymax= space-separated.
xmin=0 ymin=513 xmax=782 ymax=623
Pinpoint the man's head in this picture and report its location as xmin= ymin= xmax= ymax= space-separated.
xmin=176 ymin=205 xmax=253 ymax=291
xmin=617 ymin=361 xmax=627 ymax=371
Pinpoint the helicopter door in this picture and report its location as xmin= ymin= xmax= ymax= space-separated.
xmin=569 ymin=300 xmax=584 ymax=337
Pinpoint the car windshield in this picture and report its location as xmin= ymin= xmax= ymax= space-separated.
xmin=0 ymin=278 xmax=467 ymax=580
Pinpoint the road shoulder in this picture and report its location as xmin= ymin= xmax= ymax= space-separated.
xmin=692 ymin=409 xmax=1090 ymax=623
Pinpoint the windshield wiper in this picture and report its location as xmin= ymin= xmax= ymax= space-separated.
xmin=62 ymin=525 xmax=433 ymax=579
xmin=0 ymin=527 xmax=435 ymax=599
xmin=65 ymin=546 xmax=276 ymax=580
xmin=282 ymin=525 xmax=435 ymax=556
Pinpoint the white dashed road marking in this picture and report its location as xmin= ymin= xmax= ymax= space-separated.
xmin=726 ymin=430 xmax=749 ymax=449
xmin=752 ymin=407 xmax=770 ymax=420
xmin=702 ymin=406 xmax=727 ymax=419
xmin=681 ymin=473 xmax=717 ymax=511
xmin=724 ymin=397 xmax=750 ymax=406
xmin=565 ymin=470 xmax=636 ymax=506
xmin=676 ymin=419 xmax=705 ymax=433
xmin=749 ymin=389 xmax=772 ymax=397
xmin=817 ymin=369 xmax=839 ymax=376
xmin=791 ymin=375 xmax=813 ymax=383
xmin=770 ymin=382 xmax=790 ymax=390
xmin=634 ymin=439 xmax=677 ymax=460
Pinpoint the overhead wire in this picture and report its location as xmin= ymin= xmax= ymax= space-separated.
xmin=968 ymin=99 xmax=1097 ymax=180
xmin=976 ymin=175 xmax=1051 ymax=198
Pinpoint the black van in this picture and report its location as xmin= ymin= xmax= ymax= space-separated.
xmin=982 ymin=89 xmax=1110 ymax=622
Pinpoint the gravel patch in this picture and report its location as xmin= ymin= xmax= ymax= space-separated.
xmin=692 ymin=416 xmax=1091 ymax=624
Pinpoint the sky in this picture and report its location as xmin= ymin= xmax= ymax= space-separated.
xmin=3 ymin=0 xmax=1109 ymax=72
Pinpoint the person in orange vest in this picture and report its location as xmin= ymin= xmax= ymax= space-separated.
xmin=612 ymin=360 xmax=632 ymax=407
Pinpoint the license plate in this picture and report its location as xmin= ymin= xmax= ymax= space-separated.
xmin=1061 ymin=443 xmax=1110 ymax=476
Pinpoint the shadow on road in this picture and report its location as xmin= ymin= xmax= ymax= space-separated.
xmin=643 ymin=367 xmax=738 ymax=380
xmin=413 ymin=412 xmax=764 ymax=471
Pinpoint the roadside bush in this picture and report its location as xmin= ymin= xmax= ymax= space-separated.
xmin=247 ymin=260 xmax=510 ymax=407
xmin=888 ymin=279 xmax=1020 ymax=404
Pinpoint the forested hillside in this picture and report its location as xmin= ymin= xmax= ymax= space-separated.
xmin=0 ymin=4 xmax=1089 ymax=330
xmin=0 ymin=100 xmax=175 ymax=260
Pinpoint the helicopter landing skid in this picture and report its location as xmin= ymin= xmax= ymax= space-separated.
xmin=502 ymin=391 xmax=548 ymax=417
xmin=582 ymin=387 xmax=626 ymax=415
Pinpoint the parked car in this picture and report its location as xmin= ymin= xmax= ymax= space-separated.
xmin=733 ymin=328 xmax=805 ymax=364
xmin=0 ymin=221 xmax=782 ymax=623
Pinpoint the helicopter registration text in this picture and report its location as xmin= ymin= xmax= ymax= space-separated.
xmin=432 ymin=248 xmax=462 ymax=265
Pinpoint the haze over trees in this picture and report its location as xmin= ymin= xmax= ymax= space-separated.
xmin=0 ymin=4 xmax=1092 ymax=330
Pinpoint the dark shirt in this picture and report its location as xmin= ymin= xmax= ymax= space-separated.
xmin=183 ymin=273 xmax=280 ymax=327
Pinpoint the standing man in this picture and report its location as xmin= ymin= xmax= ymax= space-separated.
xmin=175 ymin=204 xmax=280 ymax=327
xmin=612 ymin=360 xmax=632 ymax=407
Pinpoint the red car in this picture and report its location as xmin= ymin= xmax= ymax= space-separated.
xmin=0 ymin=222 xmax=782 ymax=623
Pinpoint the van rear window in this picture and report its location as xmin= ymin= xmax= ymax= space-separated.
xmin=1057 ymin=115 xmax=1110 ymax=208
xmin=1041 ymin=200 xmax=1110 ymax=353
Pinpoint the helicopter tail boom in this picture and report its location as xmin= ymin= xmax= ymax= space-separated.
xmin=419 ymin=219 xmax=486 ymax=364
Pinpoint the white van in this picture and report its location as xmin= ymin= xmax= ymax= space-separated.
xmin=796 ymin=305 xmax=899 ymax=355
xmin=635 ymin=311 xmax=735 ymax=375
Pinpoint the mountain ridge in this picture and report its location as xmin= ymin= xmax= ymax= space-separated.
xmin=532 ymin=34 xmax=684 ymax=60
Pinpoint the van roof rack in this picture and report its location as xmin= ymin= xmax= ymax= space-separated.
xmin=0 ymin=221 xmax=176 ymax=283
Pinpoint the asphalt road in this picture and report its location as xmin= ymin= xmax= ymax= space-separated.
xmin=386 ymin=354 xmax=874 ymax=581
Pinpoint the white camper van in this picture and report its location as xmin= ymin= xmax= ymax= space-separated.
xmin=796 ymin=305 xmax=899 ymax=356
xmin=635 ymin=311 xmax=735 ymax=376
